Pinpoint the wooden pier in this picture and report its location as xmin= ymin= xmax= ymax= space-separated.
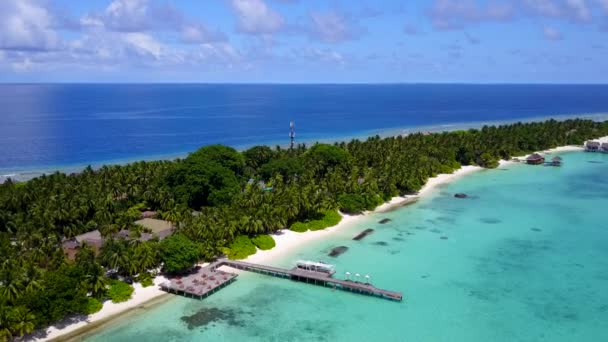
xmin=161 ymin=259 xmax=403 ymax=302
xmin=160 ymin=266 xmax=238 ymax=299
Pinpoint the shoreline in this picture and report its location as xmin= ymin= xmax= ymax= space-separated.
xmin=29 ymin=136 xmax=608 ymax=342
xmin=5 ymin=113 xmax=608 ymax=184
xmin=232 ymin=165 xmax=485 ymax=268
xmin=33 ymin=276 xmax=170 ymax=342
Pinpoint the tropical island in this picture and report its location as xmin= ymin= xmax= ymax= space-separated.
xmin=1 ymin=118 xmax=608 ymax=341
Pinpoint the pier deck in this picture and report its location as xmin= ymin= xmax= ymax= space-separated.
xmin=161 ymin=259 xmax=402 ymax=301
xmin=160 ymin=266 xmax=238 ymax=299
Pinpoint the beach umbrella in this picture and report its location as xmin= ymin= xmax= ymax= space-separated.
xmin=365 ymin=274 xmax=371 ymax=284
xmin=355 ymin=273 xmax=361 ymax=282
xmin=345 ymin=271 xmax=351 ymax=280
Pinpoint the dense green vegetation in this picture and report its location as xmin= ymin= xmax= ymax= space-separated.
xmin=251 ymin=234 xmax=276 ymax=250
xmin=1 ymin=118 xmax=608 ymax=339
xmin=226 ymin=236 xmax=257 ymax=260
xmin=84 ymin=298 xmax=103 ymax=314
xmin=159 ymin=234 xmax=201 ymax=273
xmin=290 ymin=210 xmax=343 ymax=232
xmin=106 ymin=280 xmax=134 ymax=303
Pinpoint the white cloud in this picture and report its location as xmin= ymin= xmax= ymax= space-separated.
xmin=0 ymin=0 xmax=60 ymax=51
xmin=12 ymin=57 xmax=36 ymax=71
xmin=429 ymin=0 xmax=514 ymax=30
xmin=597 ymin=0 xmax=608 ymax=13
xmin=181 ymin=24 xmax=227 ymax=44
xmin=122 ymin=32 xmax=163 ymax=59
xmin=565 ymin=0 xmax=592 ymax=21
xmin=296 ymin=47 xmax=345 ymax=65
xmin=522 ymin=0 xmax=594 ymax=22
xmin=543 ymin=26 xmax=563 ymax=40
xmin=82 ymin=0 xmax=181 ymax=32
xmin=309 ymin=11 xmax=362 ymax=43
xmin=523 ymin=0 xmax=562 ymax=17
xmin=229 ymin=0 xmax=285 ymax=34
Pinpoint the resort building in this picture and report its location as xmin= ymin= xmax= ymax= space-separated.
xmin=526 ymin=153 xmax=545 ymax=165
xmin=585 ymin=141 xmax=601 ymax=152
xmin=141 ymin=210 xmax=157 ymax=219
xmin=134 ymin=218 xmax=175 ymax=240
xmin=62 ymin=218 xmax=174 ymax=260
xmin=601 ymin=143 xmax=608 ymax=153
xmin=551 ymin=156 xmax=562 ymax=166
xmin=61 ymin=229 xmax=103 ymax=260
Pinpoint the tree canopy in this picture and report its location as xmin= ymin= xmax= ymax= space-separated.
xmin=1 ymin=118 xmax=608 ymax=337
xmin=159 ymin=234 xmax=201 ymax=273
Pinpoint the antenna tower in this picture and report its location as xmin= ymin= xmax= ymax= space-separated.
xmin=289 ymin=121 xmax=296 ymax=149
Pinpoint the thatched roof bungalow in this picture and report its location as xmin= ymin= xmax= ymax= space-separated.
xmin=585 ymin=141 xmax=601 ymax=151
xmin=75 ymin=229 xmax=103 ymax=249
xmin=61 ymin=239 xmax=80 ymax=260
xmin=141 ymin=210 xmax=157 ymax=219
xmin=62 ymin=219 xmax=174 ymax=260
xmin=551 ymin=156 xmax=562 ymax=166
xmin=134 ymin=218 xmax=175 ymax=240
xmin=62 ymin=229 xmax=103 ymax=260
xmin=526 ymin=153 xmax=545 ymax=165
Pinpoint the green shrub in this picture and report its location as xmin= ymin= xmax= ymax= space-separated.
xmin=83 ymin=297 xmax=103 ymax=314
xmin=338 ymin=193 xmax=367 ymax=214
xmin=289 ymin=210 xmax=342 ymax=233
xmin=251 ymin=234 xmax=276 ymax=250
xmin=138 ymin=273 xmax=154 ymax=287
xmin=226 ymin=235 xmax=257 ymax=260
xmin=477 ymin=152 xmax=499 ymax=168
xmin=290 ymin=222 xmax=308 ymax=233
xmin=107 ymin=280 xmax=134 ymax=303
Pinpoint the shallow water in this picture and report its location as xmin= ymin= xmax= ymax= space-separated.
xmin=84 ymin=151 xmax=608 ymax=341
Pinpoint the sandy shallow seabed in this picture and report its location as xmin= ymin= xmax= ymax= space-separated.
xmin=31 ymin=136 xmax=608 ymax=342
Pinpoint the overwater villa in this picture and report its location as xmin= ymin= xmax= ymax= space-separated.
xmin=601 ymin=143 xmax=608 ymax=153
xmin=526 ymin=153 xmax=545 ymax=165
xmin=551 ymin=156 xmax=562 ymax=166
xmin=585 ymin=141 xmax=601 ymax=152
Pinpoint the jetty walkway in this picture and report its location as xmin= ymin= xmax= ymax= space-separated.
xmin=161 ymin=259 xmax=403 ymax=302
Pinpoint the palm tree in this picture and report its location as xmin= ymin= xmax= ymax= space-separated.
xmin=84 ymin=266 xmax=107 ymax=297
xmin=8 ymin=306 xmax=35 ymax=338
xmin=135 ymin=243 xmax=158 ymax=273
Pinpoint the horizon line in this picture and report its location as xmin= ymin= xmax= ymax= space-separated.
xmin=1 ymin=82 xmax=608 ymax=86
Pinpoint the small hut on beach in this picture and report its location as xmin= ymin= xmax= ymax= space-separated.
xmin=551 ymin=156 xmax=562 ymax=166
xmin=526 ymin=153 xmax=545 ymax=165
xmin=585 ymin=141 xmax=601 ymax=152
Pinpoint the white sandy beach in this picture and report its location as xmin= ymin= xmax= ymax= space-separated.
xmin=33 ymin=276 xmax=169 ymax=342
xmin=32 ymin=136 xmax=608 ymax=342
xmin=244 ymin=164 xmax=484 ymax=265
xmin=499 ymin=136 xmax=608 ymax=166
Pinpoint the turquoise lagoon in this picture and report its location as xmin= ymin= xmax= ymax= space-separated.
xmin=85 ymin=151 xmax=608 ymax=342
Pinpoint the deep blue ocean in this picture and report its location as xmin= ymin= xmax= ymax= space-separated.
xmin=2 ymin=84 xmax=608 ymax=181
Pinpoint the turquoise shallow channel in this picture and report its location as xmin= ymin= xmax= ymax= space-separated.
xmin=84 ymin=151 xmax=608 ymax=342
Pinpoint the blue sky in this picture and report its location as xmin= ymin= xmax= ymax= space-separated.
xmin=0 ymin=0 xmax=607 ymax=83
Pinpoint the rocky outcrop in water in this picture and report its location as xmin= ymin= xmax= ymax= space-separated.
xmin=328 ymin=246 xmax=349 ymax=257
xmin=353 ymin=228 xmax=374 ymax=240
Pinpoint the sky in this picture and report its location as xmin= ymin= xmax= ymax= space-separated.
xmin=0 ymin=0 xmax=607 ymax=83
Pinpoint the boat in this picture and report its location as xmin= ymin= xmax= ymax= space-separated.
xmin=295 ymin=260 xmax=336 ymax=275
